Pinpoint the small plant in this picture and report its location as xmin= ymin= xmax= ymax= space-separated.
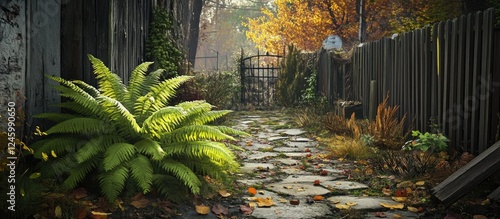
xmin=327 ymin=136 xmax=377 ymax=160
xmin=195 ymin=71 xmax=240 ymax=109
xmin=324 ymin=113 xmax=361 ymax=139
xmin=33 ymin=55 xmax=248 ymax=203
xmin=374 ymin=150 xmax=440 ymax=178
xmin=403 ymin=130 xmax=449 ymax=152
xmin=360 ymin=134 xmax=374 ymax=146
xmin=368 ymin=94 xmax=408 ymax=150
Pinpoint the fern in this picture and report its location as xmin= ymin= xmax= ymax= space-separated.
xmin=34 ymin=56 xmax=246 ymax=203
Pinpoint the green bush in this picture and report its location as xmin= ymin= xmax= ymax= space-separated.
xmin=33 ymin=55 xmax=247 ymax=202
xmin=403 ymin=130 xmax=449 ymax=152
xmin=196 ymin=71 xmax=240 ymax=109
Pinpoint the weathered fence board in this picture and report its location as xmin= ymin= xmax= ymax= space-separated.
xmin=318 ymin=8 xmax=498 ymax=154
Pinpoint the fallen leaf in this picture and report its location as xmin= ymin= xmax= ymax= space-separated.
xmin=72 ymin=188 xmax=88 ymax=199
xmin=391 ymin=196 xmax=408 ymax=202
xmin=364 ymin=168 xmax=373 ymax=175
xmin=255 ymin=197 xmax=274 ymax=207
xmin=382 ymin=188 xmax=392 ymax=196
xmin=380 ymin=202 xmax=404 ymax=209
xmin=115 ymin=200 xmax=125 ymax=211
xmin=335 ymin=204 xmax=351 ymax=210
xmin=219 ymin=190 xmax=231 ymax=198
xmin=277 ymin=198 xmax=288 ymax=203
xmin=284 ymin=185 xmax=293 ymax=189
xmin=55 ymin=205 xmax=62 ymax=218
xmin=407 ymin=206 xmax=419 ymax=212
xmin=258 ymin=190 xmax=265 ymax=194
xmin=330 ymin=199 xmax=340 ymax=204
xmin=51 ymin=150 xmax=57 ymax=158
xmin=248 ymin=187 xmax=257 ymax=196
xmin=240 ymin=205 xmax=254 ymax=215
xmin=29 ymin=172 xmax=41 ymax=179
xmin=248 ymin=202 xmax=257 ymax=208
xmin=195 ymin=204 xmax=210 ymax=215
xmin=374 ymin=212 xmax=387 ymax=218
xmin=473 ymin=215 xmax=488 ymax=219
xmin=481 ymin=199 xmax=491 ymax=205
xmin=392 ymin=214 xmax=403 ymax=219
xmin=346 ymin=201 xmax=357 ymax=206
xmin=313 ymin=195 xmax=324 ymax=201
xmin=415 ymin=181 xmax=426 ymax=186
xmin=212 ymin=204 xmax=229 ymax=215
xmin=130 ymin=198 xmax=150 ymax=209
xmin=90 ymin=211 xmax=111 ymax=219
xmin=296 ymin=188 xmax=305 ymax=192
xmin=395 ymin=189 xmax=408 ymax=197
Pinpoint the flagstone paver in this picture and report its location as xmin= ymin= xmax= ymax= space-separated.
xmin=321 ymin=180 xmax=370 ymax=190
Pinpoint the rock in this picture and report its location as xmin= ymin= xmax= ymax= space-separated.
xmin=247 ymin=152 xmax=279 ymax=160
xmin=321 ymin=180 xmax=369 ymax=190
xmin=277 ymin=129 xmax=306 ymax=136
xmin=280 ymin=175 xmax=340 ymax=184
xmin=240 ymin=163 xmax=275 ymax=173
xmin=327 ymin=196 xmax=401 ymax=210
xmin=266 ymin=183 xmax=332 ymax=196
xmin=268 ymin=136 xmax=289 ymax=141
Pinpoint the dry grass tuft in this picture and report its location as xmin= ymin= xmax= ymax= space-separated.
xmin=326 ymin=135 xmax=377 ymax=160
xmin=368 ymin=95 xmax=408 ymax=149
xmin=324 ymin=112 xmax=363 ymax=139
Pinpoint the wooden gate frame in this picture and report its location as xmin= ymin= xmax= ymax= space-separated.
xmin=240 ymin=51 xmax=282 ymax=108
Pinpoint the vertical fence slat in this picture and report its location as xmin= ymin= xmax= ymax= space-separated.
xmin=464 ymin=13 xmax=474 ymax=149
xmin=479 ymin=9 xmax=493 ymax=152
xmin=471 ymin=11 xmax=483 ymax=154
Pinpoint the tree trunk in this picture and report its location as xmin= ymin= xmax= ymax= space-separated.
xmin=187 ymin=0 xmax=203 ymax=66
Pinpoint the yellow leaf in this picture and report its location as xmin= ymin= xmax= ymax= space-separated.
xmin=481 ymin=199 xmax=491 ymax=205
xmin=392 ymin=214 xmax=403 ymax=219
xmin=407 ymin=206 xmax=419 ymax=212
xmin=415 ymin=181 xmax=426 ymax=186
xmin=258 ymin=190 xmax=265 ymax=194
xmin=195 ymin=205 xmax=210 ymax=215
xmin=22 ymin=144 xmax=34 ymax=154
xmin=277 ymin=198 xmax=288 ymax=203
xmin=255 ymin=197 xmax=274 ymax=207
xmin=382 ymin=188 xmax=392 ymax=196
xmin=51 ymin=150 xmax=57 ymax=158
xmin=42 ymin=152 xmax=48 ymax=161
xmin=219 ymin=190 xmax=231 ymax=198
xmin=330 ymin=199 xmax=340 ymax=204
xmin=391 ymin=197 xmax=408 ymax=202
xmin=346 ymin=202 xmax=357 ymax=206
xmin=91 ymin=211 xmax=112 ymax=216
xmin=55 ymin=205 xmax=62 ymax=218
xmin=380 ymin=202 xmax=404 ymax=209
xmin=29 ymin=172 xmax=41 ymax=179
xmin=335 ymin=204 xmax=351 ymax=210
xmin=248 ymin=202 xmax=257 ymax=208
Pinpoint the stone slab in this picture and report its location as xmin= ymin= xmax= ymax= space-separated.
xmin=283 ymin=152 xmax=310 ymax=158
xmin=271 ymin=159 xmax=300 ymax=166
xmin=267 ymin=183 xmax=332 ymax=196
xmin=293 ymin=137 xmax=313 ymax=142
xmin=240 ymin=163 xmax=275 ymax=173
xmin=273 ymin=147 xmax=304 ymax=152
xmin=327 ymin=196 xmax=401 ymax=210
xmin=247 ymin=152 xmax=279 ymax=160
xmin=280 ymin=175 xmax=340 ymax=184
xmin=321 ymin=180 xmax=369 ymax=190
xmin=237 ymin=179 xmax=273 ymax=186
xmin=268 ymin=136 xmax=289 ymax=141
xmin=285 ymin=141 xmax=317 ymax=148
xmin=277 ymin=129 xmax=306 ymax=136
xmin=251 ymin=204 xmax=332 ymax=219
xmin=281 ymin=168 xmax=310 ymax=175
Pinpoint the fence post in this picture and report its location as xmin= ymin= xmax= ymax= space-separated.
xmin=369 ymin=80 xmax=377 ymax=120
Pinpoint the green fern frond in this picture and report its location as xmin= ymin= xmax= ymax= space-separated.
xmin=158 ymin=159 xmax=201 ymax=194
xmin=140 ymin=69 xmax=164 ymax=96
xmin=45 ymin=118 xmax=113 ymax=136
xmin=142 ymin=107 xmax=185 ymax=137
xmin=56 ymin=102 xmax=95 ymax=116
xmin=163 ymin=141 xmax=235 ymax=164
xmin=32 ymin=136 xmax=84 ymax=159
xmin=97 ymin=96 xmax=141 ymax=135
xmin=160 ymin=125 xmax=235 ymax=143
xmin=52 ymin=86 xmax=102 ymax=116
xmin=152 ymin=174 xmax=188 ymax=202
xmin=135 ymin=139 xmax=165 ymax=161
xmin=75 ymin=135 xmax=126 ymax=163
xmin=98 ymin=165 xmax=129 ymax=202
xmin=33 ymin=113 xmax=77 ymax=123
xmin=88 ymin=54 xmax=126 ymax=101
xmin=125 ymin=62 xmax=153 ymax=111
xmin=129 ymin=155 xmax=153 ymax=193
xmin=72 ymin=80 xmax=100 ymax=97
xmin=48 ymin=75 xmax=95 ymax=99
xmin=103 ymin=143 xmax=137 ymax=171
xmin=192 ymin=110 xmax=232 ymax=125
xmin=213 ymin=126 xmax=251 ymax=137
xmin=63 ymin=158 xmax=100 ymax=190
xmin=175 ymin=101 xmax=213 ymax=126
xmin=181 ymin=159 xmax=227 ymax=179
xmin=140 ymin=76 xmax=193 ymax=114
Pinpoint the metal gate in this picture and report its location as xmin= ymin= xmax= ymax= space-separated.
xmin=240 ymin=51 xmax=282 ymax=108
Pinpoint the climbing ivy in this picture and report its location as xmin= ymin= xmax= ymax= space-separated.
xmin=146 ymin=7 xmax=183 ymax=79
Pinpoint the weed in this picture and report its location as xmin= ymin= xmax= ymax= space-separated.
xmin=374 ymin=150 xmax=441 ymax=179
xmin=368 ymin=94 xmax=408 ymax=150
xmin=327 ymin=136 xmax=377 ymax=160
xmin=403 ymin=130 xmax=449 ymax=152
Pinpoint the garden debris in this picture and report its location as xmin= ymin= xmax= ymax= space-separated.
xmin=195 ymin=204 xmax=210 ymax=215
xmin=219 ymin=190 xmax=231 ymax=197
xmin=212 ymin=204 xmax=229 ymax=215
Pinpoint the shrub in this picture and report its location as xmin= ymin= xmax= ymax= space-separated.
xmin=368 ymin=95 xmax=408 ymax=149
xmin=327 ymin=136 xmax=377 ymax=160
xmin=374 ymin=150 xmax=440 ymax=178
xmin=33 ymin=55 xmax=247 ymax=202
xmin=403 ymin=130 xmax=449 ymax=152
xmin=324 ymin=113 xmax=362 ymax=139
xmin=196 ymin=71 xmax=240 ymax=109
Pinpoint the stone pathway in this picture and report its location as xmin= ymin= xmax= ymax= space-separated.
xmin=230 ymin=111 xmax=420 ymax=219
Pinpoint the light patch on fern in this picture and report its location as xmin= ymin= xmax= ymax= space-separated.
xmin=135 ymin=139 xmax=165 ymax=160
xmin=88 ymin=55 xmax=127 ymax=101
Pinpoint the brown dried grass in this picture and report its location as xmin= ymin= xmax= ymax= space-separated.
xmin=368 ymin=95 xmax=408 ymax=150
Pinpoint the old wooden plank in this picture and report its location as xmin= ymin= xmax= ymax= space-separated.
xmin=82 ymin=0 xmax=97 ymax=85
xmin=478 ymin=9 xmax=493 ymax=152
xmin=491 ymin=28 xmax=500 ymax=146
xmin=430 ymin=23 xmax=439 ymax=120
xmin=437 ymin=21 xmax=445 ymax=129
xmin=448 ymin=18 xmax=458 ymax=146
xmin=488 ymin=186 xmax=500 ymax=202
xmin=60 ymin=0 xmax=83 ymax=81
xmin=456 ymin=15 xmax=466 ymax=147
xmin=422 ymin=26 xmax=430 ymax=133
xmin=471 ymin=11 xmax=483 ymax=154
xmin=443 ymin=20 xmax=451 ymax=140
xmin=463 ymin=13 xmax=474 ymax=151
xmin=432 ymin=140 xmax=500 ymax=206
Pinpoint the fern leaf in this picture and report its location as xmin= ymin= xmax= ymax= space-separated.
xmin=53 ymin=86 xmax=103 ymax=116
xmin=142 ymin=107 xmax=185 ymax=138
xmin=213 ymin=126 xmax=250 ymax=137
xmin=75 ymin=135 xmax=126 ymax=163
xmin=138 ymin=76 xmax=193 ymax=115
xmin=158 ymin=159 xmax=201 ymax=194
xmin=98 ymin=165 xmax=129 ymax=202
xmin=33 ymin=113 xmax=77 ymax=123
xmin=97 ymin=96 xmax=141 ymax=135
xmin=32 ymin=136 xmax=84 ymax=159
xmin=103 ymin=143 xmax=136 ymax=171
xmin=56 ymin=102 xmax=95 ymax=116
xmin=125 ymin=62 xmax=153 ymax=111
xmin=163 ymin=141 xmax=235 ymax=164
xmin=129 ymin=155 xmax=153 ymax=193
xmin=192 ymin=110 xmax=232 ymax=125
xmin=152 ymin=174 xmax=188 ymax=202
xmin=160 ymin=125 xmax=235 ymax=143
xmin=63 ymin=158 xmax=100 ymax=190
xmin=72 ymin=80 xmax=100 ymax=97
xmin=140 ymin=69 xmax=164 ymax=96
xmin=45 ymin=118 xmax=113 ymax=136
xmin=135 ymin=139 xmax=165 ymax=161
xmin=88 ymin=55 xmax=126 ymax=101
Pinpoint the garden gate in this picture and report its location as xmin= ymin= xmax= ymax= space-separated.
xmin=240 ymin=51 xmax=282 ymax=108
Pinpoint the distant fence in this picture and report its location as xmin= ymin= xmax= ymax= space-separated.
xmin=318 ymin=8 xmax=500 ymax=154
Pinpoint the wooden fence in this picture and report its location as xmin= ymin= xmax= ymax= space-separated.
xmin=319 ymin=9 xmax=500 ymax=154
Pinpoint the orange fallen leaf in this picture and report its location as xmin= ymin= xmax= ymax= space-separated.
xmin=219 ymin=190 xmax=231 ymax=198
xmin=335 ymin=204 xmax=351 ymax=210
xmin=407 ymin=206 xmax=419 ymax=212
xmin=395 ymin=189 xmax=408 ymax=197
xmin=380 ymin=202 xmax=404 ymax=209
xmin=391 ymin=196 xmax=408 ymax=202
xmin=313 ymin=195 xmax=324 ymax=201
xmin=382 ymin=188 xmax=392 ymax=196
xmin=255 ymin=197 xmax=274 ymax=207
xmin=248 ymin=187 xmax=257 ymax=196
xmin=195 ymin=204 xmax=210 ymax=215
